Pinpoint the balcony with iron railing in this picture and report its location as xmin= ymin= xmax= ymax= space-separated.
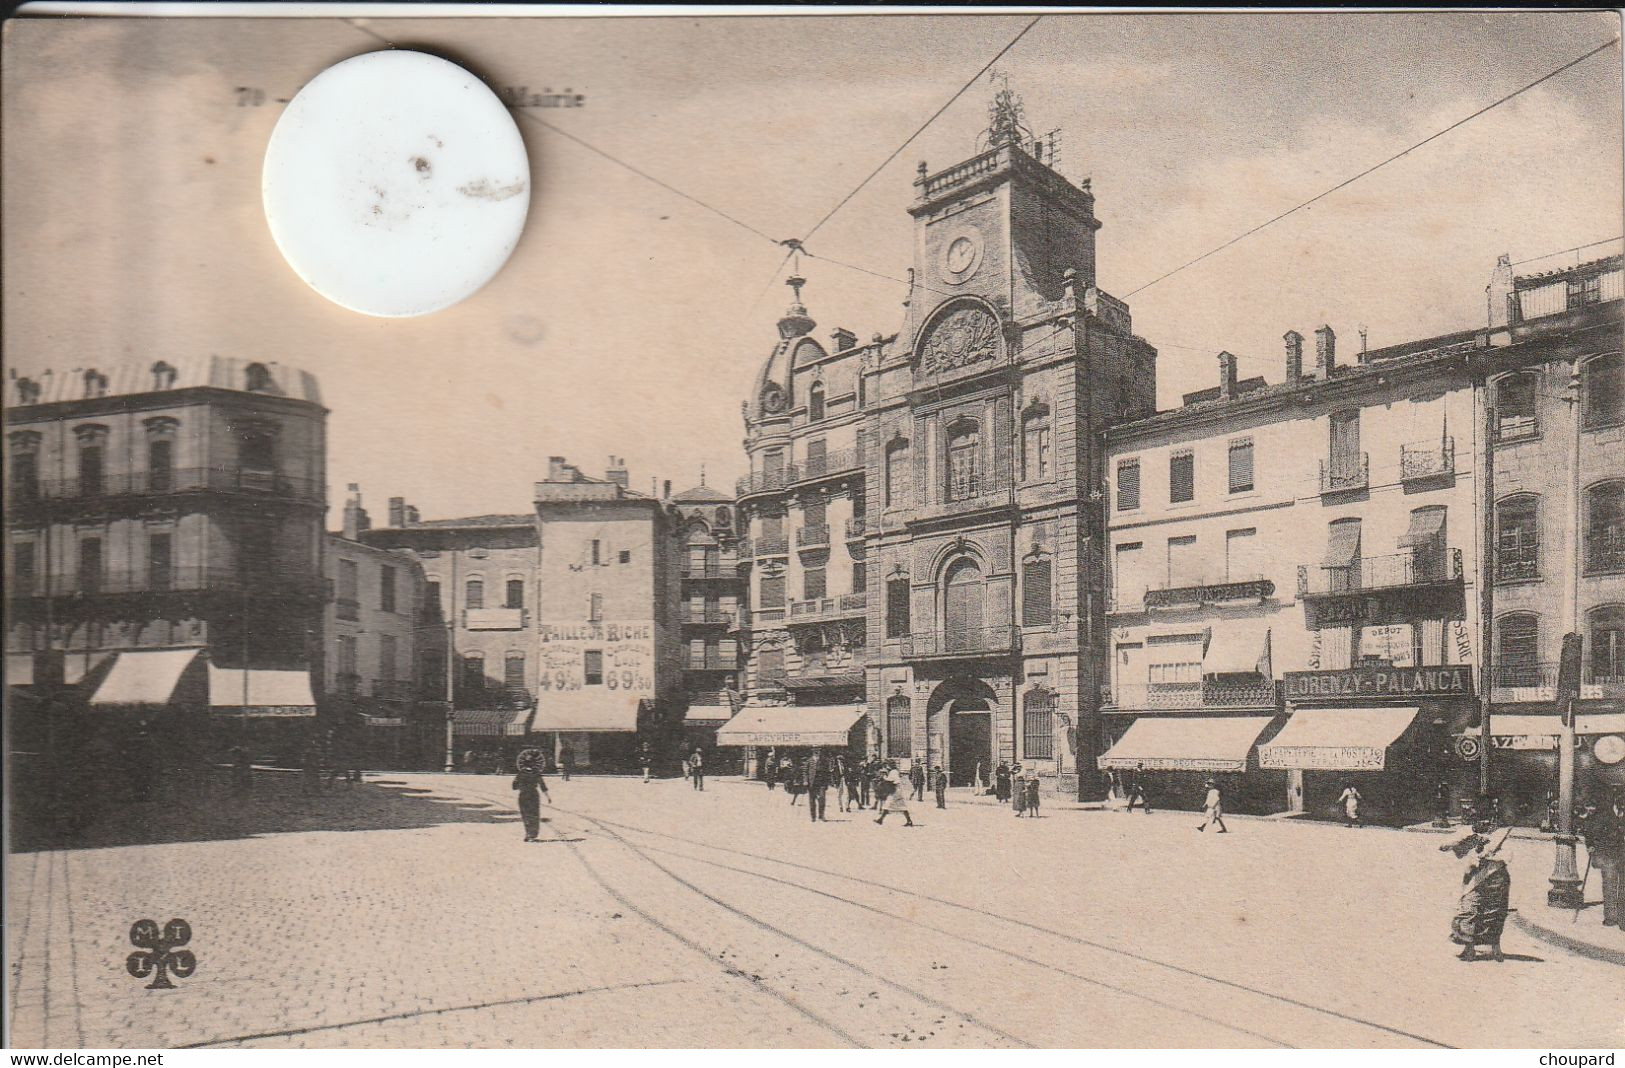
xmin=904 ymin=623 xmax=1018 ymax=659
xmin=1490 ymin=661 xmax=1625 ymax=702
xmin=1299 ymin=548 xmax=1463 ymax=598
xmin=753 ymin=532 xmax=789 ymax=556
xmin=845 ymin=516 xmax=867 ymax=540
xmin=1587 ymin=530 xmax=1625 ymax=575
xmin=10 ymin=566 xmax=331 ymax=601
xmin=1495 ymin=543 xmax=1540 ymax=583
xmin=907 ymin=473 xmax=1016 ymax=526
xmin=681 ymin=605 xmax=735 ymax=625
xmin=736 ymin=468 xmax=791 ymax=498
xmin=794 ymin=445 xmax=864 ymax=484
xmin=686 ymin=654 xmax=734 ymax=672
xmin=1107 ymin=679 xmax=1279 ymax=711
xmin=681 ymin=560 xmax=739 ymax=579
xmin=786 ymin=592 xmax=868 ymax=625
xmin=16 ymin=466 xmax=325 ymax=503
xmin=1400 ymin=437 xmax=1455 ymax=483
xmin=1319 ymin=453 xmax=1369 ymax=495
xmin=796 ymin=524 xmax=830 ymax=549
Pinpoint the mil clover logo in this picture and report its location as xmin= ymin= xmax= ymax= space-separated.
xmin=126 ymin=918 xmax=196 ymax=990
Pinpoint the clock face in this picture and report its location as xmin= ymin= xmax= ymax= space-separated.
xmin=938 ymin=228 xmax=983 ymax=283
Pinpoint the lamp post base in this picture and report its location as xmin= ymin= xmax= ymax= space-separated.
xmin=1547 ymin=833 xmax=1584 ymax=909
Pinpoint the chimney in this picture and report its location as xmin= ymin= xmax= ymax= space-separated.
xmin=1357 ymin=323 xmax=1369 ymax=362
xmin=1486 ymin=253 xmax=1515 ymax=332
xmin=342 ymin=484 xmax=369 ymax=540
xmin=1284 ymin=331 xmax=1304 ymax=385
xmin=606 ymin=455 xmax=629 ymax=489
xmin=831 ymin=327 xmax=857 ymax=352
xmin=547 ymin=456 xmax=569 ymax=482
xmin=1315 ymin=325 xmax=1336 ymax=378
xmin=404 ymin=505 xmax=420 ymax=526
xmin=1217 ymin=351 xmax=1239 ymax=401
xmin=387 ymin=496 xmax=406 ymax=528
xmin=662 ymin=479 xmax=672 ymax=499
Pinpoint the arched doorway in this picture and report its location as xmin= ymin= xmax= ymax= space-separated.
xmin=924 ymin=677 xmax=998 ymax=787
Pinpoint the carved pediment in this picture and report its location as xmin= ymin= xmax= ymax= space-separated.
xmin=920 ymin=305 xmax=1001 ymax=377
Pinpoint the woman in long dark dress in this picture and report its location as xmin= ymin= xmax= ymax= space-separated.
xmin=512 ymin=748 xmax=551 ymax=843
xmin=1443 ymin=830 xmax=1511 ymax=961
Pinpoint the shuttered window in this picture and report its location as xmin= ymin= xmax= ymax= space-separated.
xmin=803 ymin=566 xmax=826 ymax=600
xmin=886 ymin=696 xmax=913 ymax=759
xmin=1116 ymin=459 xmax=1140 ymax=511
xmin=1228 ymin=439 xmax=1254 ymax=493
xmin=759 ymin=575 xmax=785 ymax=609
xmin=1022 ymin=557 xmax=1053 ymax=626
xmin=1169 ymin=450 xmax=1194 ymax=503
xmin=1023 ymin=688 xmax=1056 ymax=760
xmin=886 ymin=577 xmax=910 ymax=638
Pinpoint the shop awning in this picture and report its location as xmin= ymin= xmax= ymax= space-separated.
xmin=6 ymin=653 xmax=34 ymax=686
xmin=454 ymin=708 xmax=532 ymax=737
xmin=782 ymin=673 xmax=865 ymax=691
xmin=1397 ymin=507 xmax=1447 ymax=548
xmin=1258 ymin=706 xmax=1419 ymax=770
xmin=1097 ymin=715 xmax=1274 ymax=772
xmin=64 ymin=652 xmax=114 ymax=685
xmin=208 ymin=665 xmax=317 ymax=717
xmin=530 ymin=699 xmax=639 ymax=733
xmin=91 ymin=649 xmax=202 ymax=707
xmin=716 ymin=706 xmax=865 ymax=747
xmin=1204 ymin=624 xmax=1270 ymax=677
xmin=1323 ymin=523 xmax=1362 ymax=568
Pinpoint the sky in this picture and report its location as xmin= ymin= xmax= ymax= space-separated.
xmin=4 ymin=10 xmax=1621 ymax=522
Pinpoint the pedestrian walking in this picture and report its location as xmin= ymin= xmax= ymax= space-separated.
xmin=1338 ymin=783 xmax=1363 ymax=827
xmin=1197 ymin=778 xmax=1228 ymax=833
xmin=974 ymin=761 xmax=986 ymax=795
xmin=875 ymin=763 xmax=914 ymax=827
xmin=640 ymin=741 xmax=653 ymax=782
xmin=995 ymin=761 xmax=1011 ymax=803
xmin=689 ymin=748 xmax=705 ymax=791
xmin=1580 ymin=789 xmax=1624 ymax=928
xmin=785 ymin=756 xmax=804 ymax=806
xmin=1125 ymin=764 xmax=1151 ymax=814
xmin=1443 ymin=828 xmax=1512 ymax=960
xmin=806 ymin=751 xmax=830 ymax=822
xmin=933 ymin=765 xmax=947 ymax=809
xmin=560 ymin=742 xmax=575 ymax=782
xmin=764 ymin=747 xmax=778 ymax=791
xmin=1011 ymin=763 xmax=1026 ymax=816
xmin=845 ymin=758 xmax=863 ymax=812
xmin=1024 ymin=772 xmax=1041 ymax=817
xmin=909 ymin=761 xmax=926 ymax=801
xmin=511 ymin=748 xmax=551 ymax=843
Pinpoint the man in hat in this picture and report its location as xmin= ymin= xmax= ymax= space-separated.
xmin=1125 ymin=764 xmax=1151 ymax=814
xmin=1580 ymin=788 xmax=1624 ymax=929
xmin=805 ymin=750 xmax=830 ymax=822
xmin=688 ymin=748 xmax=705 ymax=791
xmin=933 ymin=765 xmax=948 ymax=809
xmin=909 ymin=760 xmax=926 ymax=802
xmin=511 ymin=748 xmax=552 ymax=843
xmin=1442 ymin=828 xmax=1511 ymax=960
xmin=1197 ymin=778 xmax=1228 ymax=833
xmin=559 ymin=742 xmax=575 ymax=782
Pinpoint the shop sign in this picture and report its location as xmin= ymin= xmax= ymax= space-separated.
xmin=1359 ymin=624 xmax=1414 ymax=667
xmin=1595 ymin=735 xmax=1625 ymax=765
xmin=1258 ymin=745 xmax=1386 ymax=770
xmin=1283 ymin=666 xmax=1474 ymax=700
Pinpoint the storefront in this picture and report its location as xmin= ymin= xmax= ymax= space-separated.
xmin=1098 ymin=714 xmax=1279 ymax=812
xmin=1459 ymin=713 xmax=1625 ymax=825
xmin=451 ymin=707 xmax=533 ymax=772
xmin=716 ymin=705 xmax=869 ymax=776
xmin=206 ymin=663 xmax=319 ymax=762
xmin=1265 ymin=663 xmax=1474 ymax=823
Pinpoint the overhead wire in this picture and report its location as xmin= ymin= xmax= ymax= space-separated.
xmin=1122 ymin=35 xmax=1622 ymax=299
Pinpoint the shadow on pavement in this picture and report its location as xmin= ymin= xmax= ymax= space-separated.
xmin=9 ymin=767 xmax=519 ymax=853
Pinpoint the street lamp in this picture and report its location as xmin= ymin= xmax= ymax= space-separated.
xmin=1547 ymin=359 xmax=1585 ymax=909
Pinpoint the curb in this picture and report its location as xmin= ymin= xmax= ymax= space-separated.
xmin=1510 ymin=910 xmax=1625 ymax=967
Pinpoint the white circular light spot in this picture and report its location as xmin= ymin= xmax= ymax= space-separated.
xmin=263 ymin=50 xmax=530 ymax=318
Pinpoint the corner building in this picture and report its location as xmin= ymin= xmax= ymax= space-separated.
xmin=738 ymin=98 xmax=1156 ymax=794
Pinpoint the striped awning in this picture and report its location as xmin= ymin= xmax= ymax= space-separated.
xmin=454 ymin=708 xmax=532 ymax=737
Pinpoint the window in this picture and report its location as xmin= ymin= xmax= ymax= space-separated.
xmin=239 ymin=429 xmax=275 ymax=471
xmin=944 ymin=558 xmax=984 ymax=651
xmin=1116 ymin=459 xmax=1141 ymax=511
xmin=808 ymin=382 xmax=825 ymax=422
xmin=1494 ymin=374 xmax=1538 ymax=442
xmin=761 ymin=513 xmax=783 ymax=543
xmin=380 ymin=564 xmax=397 ymax=613
xmin=423 ymin=579 xmax=441 ymax=620
xmin=803 ymin=565 xmax=826 ymax=601
xmin=1228 ymin=439 xmax=1254 ymax=494
xmin=758 ymin=644 xmax=785 ymax=683
xmin=9 ymin=450 xmax=39 ymax=502
xmin=1587 ymin=481 xmax=1625 ymax=574
xmin=805 ymin=439 xmax=827 ymax=479
xmin=148 ymin=533 xmax=172 ymax=590
xmin=1496 ymin=614 xmax=1541 ymax=687
xmin=759 ymin=575 xmax=785 ymax=609
xmin=591 ymin=539 xmax=602 ymax=566
xmin=1328 ymin=410 xmax=1362 ymax=483
xmin=619 ymin=549 xmax=631 ymax=564
xmin=763 ymin=449 xmax=786 ymax=488
xmin=420 ymin=649 xmax=445 ymax=695
xmin=1022 ymin=404 xmax=1052 ymax=481
xmin=13 ymin=542 xmax=36 ymax=596
xmin=338 ymin=559 xmax=359 ymax=605
xmin=946 ymin=419 xmax=982 ymax=501
xmin=851 ymin=554 xmax=867 ymax=594
xmin=78 ymin=440 xmax=104 ymax=496
xmin=1401 ymin=506 xmax=1448 ymax=579
xmin=78 ymin=533 xmax=103 ymax=591
xmin=1584 ymin=353 xmax=1623 ymax=430
xmin=460 ymin=652 xmax=485 ymax=693
xmin=1022 ymin=556 xmax=1053 ymax=627
xmin=1114 ymin=542 xmax=1145 ymax=607
xmin=1023 ymin=688 xmax=1056 ymax=760
xmin=886 ymin=577 xmax=910 ymax=638
xmin=583 ymin=650 xmax=603 ymax=686
xmin=1169 ymin=451 xmax=1194 ymax=503
xmin=504 ymin=652 xmax=526 ymax=693
xmin=1590 ymin=606 xmax=1625 ymax=685
xmin=380 ymin=635 xmax=398 ymax=681
xmin=589 ymin=592 xmax=603 ymax=622
xmin=1324 ymin=519 xmax=1362 ymax=592
xmin=1568 ymin=275 xmax=1602 ymax=308
xmin=803 ymin=498 xmax=826 ymax=529
xmin=886 ymin=695 xmax=912 ymax=759
xmin=885 ymin=439 xmax=911 ymax=507
xmin=151 ymin=361 xmax=177 ymax=390
xmin=1225 ymin=529 xmax=1256 ymax=582
xmin=505 ymin=578 xmax=525 ymax=609
xmin=465 ymin=577 xmax=485 ymax=609
xmin=1166 ymin=535 xmax=1199 ymax=588
xmin=1495 ymin=494 xmax=1540 ymax=582
xmin=148 ymin=439 xmax=173 ymax=493
xmin=337 ymin=636 xmax=359 ymax=693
